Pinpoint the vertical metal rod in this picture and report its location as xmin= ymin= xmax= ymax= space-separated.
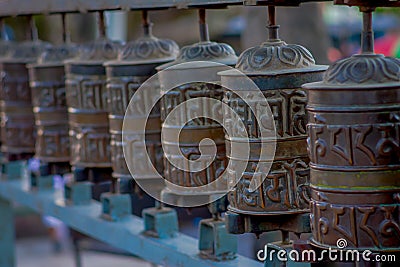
xmin=142 ymin=10 xmax=153 ymax=37
xmin=268 ymin=6 xmax=275 ymax=26
xmin=267 ymin=6 xmax=279 ymax=41
xmin=29 ymin=15 xmax=39 ymax=41
xmin=198 ymin=9 xmax=209 ymax=42
xmin=61 ymin=13 xmax=71 ymax=44
xmin=281 ymin=230 xmax=290 ymax=245
xmin=97 ymin=11 xmax=106 ymax=39
xmin=111 ymin=178 xmax=120 ymax=194
xmin=361 ymin=10 xmax=374 ymax=54
xmin=0 ymin=197 xmax=15 ymax=267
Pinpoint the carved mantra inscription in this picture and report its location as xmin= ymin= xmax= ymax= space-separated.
xmin=66 ymin=75 xmax=111 ymax=166
xmin=66 ymin=77 xmax=108 ymax=111
xmin=108 ymin=76 xmax=163 ymax=178
xmin=308 ymin=113 xmax=400 ymax=167
xmin=225 ymin=87 xmax=310 ymax=212
xmin=311 ymin=197 xmax=400 ymax=249
xmin=224 ymin=88 xmax=306 ymax=139
xmin=229 ymin=158 xmax=310 ymax=212
xmin=161 ymin=83 xmax=226 ymax=188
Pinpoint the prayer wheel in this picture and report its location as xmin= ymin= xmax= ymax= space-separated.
xmin=64 ymin=18 xmax=120 ymax=168
xmin=303 ymin=9 xmax=400 ymax=251
xmin=28 ymin=45 xmax=78 ymax=163
xmin=220 ymin=7 xmax=327 ymax=234
xmin=105 ymin=14 xmax=179 ymax=192
xmin=0 ymin=37 xmax=50 ymax=156
xmin=157 ymin=10 xmax=238 ymax=205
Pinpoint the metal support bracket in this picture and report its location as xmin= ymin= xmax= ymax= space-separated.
xmin=4 ymin=160 xmax=28 ymax=180
xmin=64 ymin=181 xmax=93 ymax=205
xmin=30 ymin=175 xmax=54 ymax=190
xmin=100 ymin=192 xmax=132 ymax=221
xmin=0 ymin=178 xmax=261 ymax=267
xmin=142 ymin=207 xmax=179 ymax=239
xmin=225 ymin=211 xmax=311 ymax=234
xmin=199 ymin=218 xmax=237 ymax=261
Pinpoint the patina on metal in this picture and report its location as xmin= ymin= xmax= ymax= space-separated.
xmin=28 ymin=14 xmax=78 ymax=164
xmin=158 ymin=9 xmax=238 ymax=206
xmin=303 ymin=6 xmax=400 ymax=252
xmin=220 ymin=6 xmax=326 ymax=235
xmin=105 ymin=11 xmax=179 ymax=194
xmin=157 ymin=9 xmax=238 ymax=260
xmin=0 ymin=16 xmax=50 ymax=159
xmin=65 ymin=12 xmax=120 ymax=168
xmin=101 ymin=11 xmax=179 ymax=222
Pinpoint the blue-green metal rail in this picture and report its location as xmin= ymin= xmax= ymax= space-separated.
xmin=0 ymin=178 xmax=262 ymax=267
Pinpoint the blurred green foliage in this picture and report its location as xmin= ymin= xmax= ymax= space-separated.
xmin=376 ymin=8 xmax=400 ymax=15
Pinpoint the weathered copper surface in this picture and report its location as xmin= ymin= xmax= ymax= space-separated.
xmin=65 ymin=38 xmax=120 ymax=168
xmin=104 ymin=28 xmax=179 ymax=183
xmin=157 ymin=41 xmax=237 ymax=201
xmin=303 ymin=54 xmax=400 ymax=251
xmin=0 ymin=41 xmax=50 ymax=155
xmin=220 ymin=15 xmax=326 ymax=233
xmin=28 ymin=45 xmax=78 ymax=162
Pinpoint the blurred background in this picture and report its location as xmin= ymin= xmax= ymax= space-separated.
xmin=4 ymin=2 xmax=400 ymax=267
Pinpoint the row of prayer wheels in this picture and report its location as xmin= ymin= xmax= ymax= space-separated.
xmin=0 ymin=0 xmax=399 ymax=256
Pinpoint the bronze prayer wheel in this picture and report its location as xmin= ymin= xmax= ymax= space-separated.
xmin=104 ymin=21 xmax=179 ymax=191
xmin=220 ymin=7 xmax=326 ymax=234
xmin=304 ymin=53 xmax=400 ymax=252
xmin=157 ymin=40 xmax=238 ymax=204
xmin=303 ymin=5 xmax=400 ymax=251
xmin=0 ymin=40 xmax=50 ymax=155
xmin=65 ymin=38 xmax=120 ymax=168
xmin=28 ymin=45 xmax=78 ymax=163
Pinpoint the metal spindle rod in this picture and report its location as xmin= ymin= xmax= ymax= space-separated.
xmin=142 ymin=10 xmax=153 ymax=37
xmin=361 ymin=10 xmax=374 ymax=54
xmin=267 ymin=6 xmax=279 ymax=41
xmin=281 ymin=230 xmax=290 ymax=245
xmin=27 ymin=15 xmax=39 ymax=41
xmin=97 ymin=11 xmax=106 ymax=38
xmin=112 ymin=178 xmax=120 ymax=194
xmin=61 ymin=13 xmax=71 ymax=44
xmin=198 ymin=8 xmax=210 ymax=42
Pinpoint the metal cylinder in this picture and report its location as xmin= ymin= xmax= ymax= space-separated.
xmin=28 ymin=45 xmax=78 ymax=162
xmin=104 ymin=30 xmax=179 ymax=190
xmin=0 ymin=41 xmax=50 ymax=155
xmin=157 ymin=41 xmax=238 ymax=204
xmin=303 ymin=54 xmax=400 ymax=251
xmin=220 ymin=38 xmax=326 ymax=232
xmin=65 ymin=38 xmax=120 ymax=168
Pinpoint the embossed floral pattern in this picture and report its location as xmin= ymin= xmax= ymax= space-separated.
xmin=119 ymin=36 xmax=178 ymax=62
xmin=236 ymin=40 xmax=315 ymax=73
xmin=324 ymin=54 xmax=400 ymax=84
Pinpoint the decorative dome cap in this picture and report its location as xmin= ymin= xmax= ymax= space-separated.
xmin=160 ymin=41 xmax=237 ymax=69
xmin=236 ymin=39 xmax=319 ymax=74
xmin=71 ymin=37 xmax=121 ymax=64
xmin=6 ymin=40 xmax=51 ymax=62
xmin=322 ymin=54 xmax=400 ymax=86
xmin=37 ymin=44 xmax=78 ymax=64
xmin=118 ymin=35 xmax=179 ymax=64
